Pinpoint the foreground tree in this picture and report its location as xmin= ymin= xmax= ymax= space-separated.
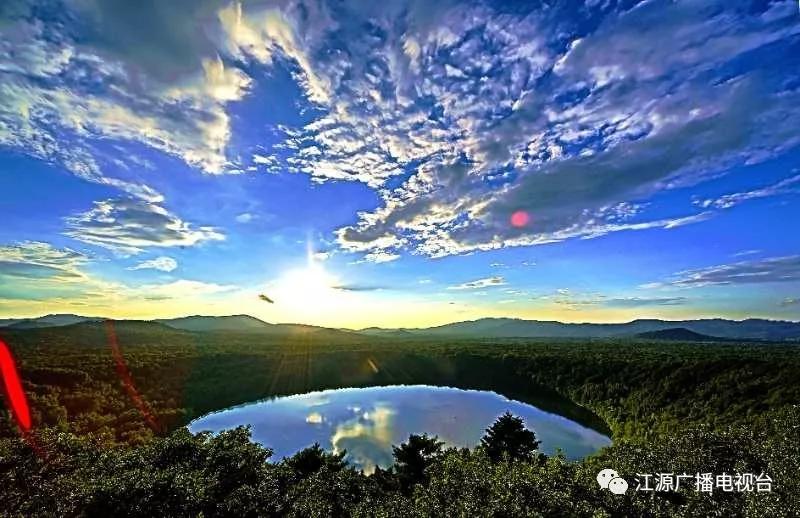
xmin=481 ymin=411 xmax=541 ymax=463
xmin=283 ymin=442 xmax=347 ymax=478
xmin=392 ymin=433 xmax=444 ymax=492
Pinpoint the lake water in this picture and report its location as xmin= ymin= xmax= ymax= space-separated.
xmin=188 ymin=385 xmax=611 ymax=474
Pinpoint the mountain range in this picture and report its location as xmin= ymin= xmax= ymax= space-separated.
xmin=0 ymin=314 xmax=104 ymax=329
xmin=632 ymin=328 xmax=728 ymax=342
xmin=1 ymin=314 xmax=799 ymax=341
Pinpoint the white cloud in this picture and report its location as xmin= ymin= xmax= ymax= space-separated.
xmin=75 ymin=277 xmax=239 ymax=305
xmin=128 ymin=257 xmax=178 ymax=273
xmin=261 ymin=0 xmax=797 ymax=259
xmin=0 ymin=241 xmax=90 ymax=283
xmin=602 ymin=297 xmax=688 ymax=308
xmin=0 ymin=239 xmax=243 ymax=316
xmin=218 ymin=2 xmax=332 ymax=104
xmin=235 ymin=212 xmax=256 ymax=223
xmin=305 ymin=412 xmax=324 ymax=424
xmin=362 ymin=251 xmax=400 ymax=264
xmin=695 ymin=173 xmax=800 ymax=210
xmin=3 ymin=0 xmax=798 ymax=264
xmin=251 ymin=153 xmax=281 ymax=172
xmin=0 ymin=240 xmax=234 ymax=308
xmin=0 ymin=0 xmax=292 ymax=213
xmin=64 ymin=198 xmax=225 ymax=253
xmin=331 ymin=404 xmax=395 ymax=475
xmin=0 ymin=25 xmax=243 ymax=180
xmin=646 ymin=255 xmax=800 ymax=289
xmin=447 ymin=276 xmax=506 ymax=290
xmin=132 ymin=280 xmax=236 ymax=301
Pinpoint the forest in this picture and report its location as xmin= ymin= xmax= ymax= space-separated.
xmin=1 ymin=321 xmax=799 ymax=517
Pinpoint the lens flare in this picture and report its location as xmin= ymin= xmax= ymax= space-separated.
xmin=106 ymin=320 xmax=161 ymax=432
xmin=510 ymin=210 xmax=530 ymax=227
xmin=0 ymin=338 xmax=31 ymax=431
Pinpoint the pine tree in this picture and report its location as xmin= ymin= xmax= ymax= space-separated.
xmin=480 ymin=411 xmax=541 ymax=463
xmin=392 ymin=433 xmax=444 ymax=492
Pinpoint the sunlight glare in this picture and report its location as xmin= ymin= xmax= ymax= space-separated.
xmin=270 ymin=264 xmax=342 ymax=310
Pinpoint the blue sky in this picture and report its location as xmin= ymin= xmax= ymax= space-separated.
xmin=0 ymin=0 xmax=798 ymax=328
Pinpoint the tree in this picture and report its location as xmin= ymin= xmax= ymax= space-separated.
xmin=392 ymin=433 xmax=444 ymax=492
xmin=283 ymin=442 xmax=347 ymax=478
xmin=480 ymin=412 xmax=541 ymax=463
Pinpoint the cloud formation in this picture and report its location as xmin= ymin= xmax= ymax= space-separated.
xmin=235 ymin=213 xmax=256 ymax=224
xmin=647 ymin=256 xmax=800 ymax=289
xmin=128 ymin=256 xmax=179 ymax=273
xmin=331 ymin=284 xmax=385 ymax=292
xmin=602 ymin=297 xmax=688 ymax=308
xmin=331 ymin=404 xmax=395 ymax=475
xmin=0 ymin=241 xmax=237 ymax=311
xmin=0 ymin=1 xmax=252 ymax=181
xmin=2 ymin=0 xmax=799 ymax=268
xmin=695 ymin=173 xmax=800 ymax=210
xmin=0 ymin=241 xmax=89 ymax=283
xmin=447 ymin=276 xmax=506 ymax=290
xmin=132 ymin=280 xmax=237 ymax=302
xmin=264 ymin=0 xmax=793 ymax=260
xmin=548 ymin=290 xmax=690 ymax=310
xmin=64 ymin=198 xmax=225 ymax=253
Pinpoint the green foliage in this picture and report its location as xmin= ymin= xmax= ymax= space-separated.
xmin=481 ymin=411 xmax=542 ymax=463
xmin=0 ymin=325 xmax=798 ymax=516
xmin=282 ymin=442 xmax=347 ymax=478
xmin=0 ymin=407 xmax=798 ymax=517
xmin=392 ymin=433 xmax=445 ymax=493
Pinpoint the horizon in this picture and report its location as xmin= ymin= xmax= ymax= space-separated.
xmin=3 ymin=312 xmax=799 ymax=331
xmin=1 ymin=1 xmax=799 ymax=329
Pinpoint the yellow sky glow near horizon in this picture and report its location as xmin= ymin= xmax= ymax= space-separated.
xmin=0 ymin=248 xmax=783 ymax=329
xmin=0 ymin=293 xmax=777 ymax=330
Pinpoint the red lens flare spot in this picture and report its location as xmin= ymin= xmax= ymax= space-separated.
xmin=510 ymin=210 xmax=531 ymax=227
xmin=0 ymin=338 xmax=31 ymax=431
xmin=106 ymin=320 xmax=161 ymax=433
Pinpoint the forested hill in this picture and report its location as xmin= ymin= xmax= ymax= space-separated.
xmin=3 ymin=314 xmax=800 ymax=340
xmin=633 ymin=327 xmax=726 ymax=341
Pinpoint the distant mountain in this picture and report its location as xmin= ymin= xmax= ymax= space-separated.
xmin=0 ymin=314 xmax=103 ymax=329
xmin=369 ymin=317 xmax=800 ymax=341
xmin=634 ymin=328 xmax=725 ymax=342
xmin=3 ymin=314 xmax=798 ymax=341
xmin=156 ymin=315 xmax=359 ymax=339
xmin=357 ymin=327 xmax=419 ymax=338
xmin=0 ymin=318 xmax=22 ymax=327
xmin=155 ymin=315 xmax=272 ymax=332
xmin=6 ymin=321 xmax=55 ymax=329
xmin=71 ymin=320 xmax=182 ymax=334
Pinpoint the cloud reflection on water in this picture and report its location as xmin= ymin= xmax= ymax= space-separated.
xmin=305 ymin=412 xmax=324 ymax=424
xmin=330 ymin=404 xmax=396 ymax=475
xmin=190 ymin=385 xmax=611 ymax=473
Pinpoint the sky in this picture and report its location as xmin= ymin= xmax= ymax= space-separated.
xmin=0 ymin=0 xmax=798 ymax=329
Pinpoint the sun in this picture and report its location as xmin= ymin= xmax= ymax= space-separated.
xmin=269 ymin=264 xmax=341 ymax=310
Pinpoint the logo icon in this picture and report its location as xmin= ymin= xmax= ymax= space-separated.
xmin=597 ymin=468 xmax=628 ymax=495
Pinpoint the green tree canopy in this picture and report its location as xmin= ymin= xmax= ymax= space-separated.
xmin=481 ymin=411 xmax=541 ymax=463
xmin=391 ymin=433 xmax=444 ymax=492
xmin=283 ymin=442 xmax=347 ymax=478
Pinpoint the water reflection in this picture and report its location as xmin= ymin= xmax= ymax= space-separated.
xmin=331 ymin=405 xmax=395 ymax=473
xmin=188 ymin=385 xmax=611 ymax=473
